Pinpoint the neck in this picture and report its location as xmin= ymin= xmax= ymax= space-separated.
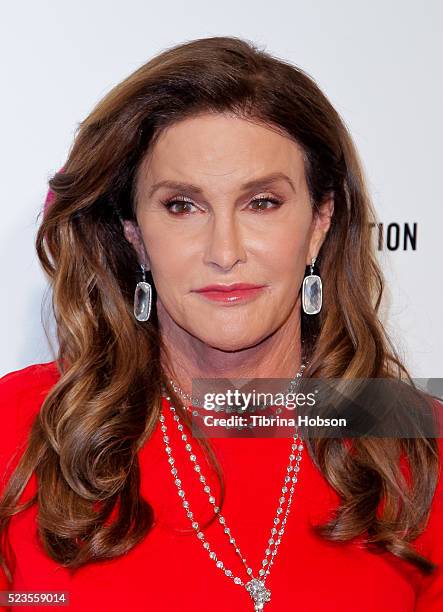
xmin=157 ymin=298 xmax=303 ymax=398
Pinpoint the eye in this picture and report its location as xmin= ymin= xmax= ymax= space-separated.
xmin=162 ymin=197 xmax=198 ymax=215
xmin=161 ymin=194 xmax=284 ymax=215
xmin=249 ymin=197 xmax=283 ymax=212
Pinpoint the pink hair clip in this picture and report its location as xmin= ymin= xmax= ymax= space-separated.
xmin=43 ymin=166 xmax=64 ymax=217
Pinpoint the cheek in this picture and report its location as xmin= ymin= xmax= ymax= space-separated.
xmin=260 ymin=232 xmax=310 ymax=285
xmin=146 ymin=247 xmax=195 ymax=315
xmin=259 ymin=205 xmax=313 ymax=255
xmin=138 ymin=224 xmax=182 ymax=279
xmin=150 ymin=256 xmax=185 ymax=291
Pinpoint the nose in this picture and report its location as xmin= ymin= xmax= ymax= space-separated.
xmin=202 ymin=211 xmax=247 ymax=272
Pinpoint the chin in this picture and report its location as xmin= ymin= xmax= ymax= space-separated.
xmin=200 ymin=333 xmax=265 ymax=353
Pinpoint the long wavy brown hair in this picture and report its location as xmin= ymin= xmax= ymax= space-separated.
xmin=0 ymin=35 xmax=440 ymax=583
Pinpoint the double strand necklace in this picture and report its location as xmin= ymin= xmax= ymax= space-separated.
xmin=159 ymin=364 xmax=306 ymax=611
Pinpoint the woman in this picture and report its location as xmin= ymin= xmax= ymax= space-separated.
xmin=0 ymin=36 xmax=442 ymax=611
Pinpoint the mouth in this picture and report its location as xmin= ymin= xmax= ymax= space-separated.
xmin=192 ymin=283 xmax=267 ymax=305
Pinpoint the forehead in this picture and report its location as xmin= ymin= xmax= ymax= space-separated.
xmin=136 ymin=113 xmax=306 ymax=193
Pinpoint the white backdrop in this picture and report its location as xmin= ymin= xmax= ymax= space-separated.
xmin=1 ymin=0 xmax=441 ymax=378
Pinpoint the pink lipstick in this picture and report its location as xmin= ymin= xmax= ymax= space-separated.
xmin=193 ymin=283 xmax=266 ymax=304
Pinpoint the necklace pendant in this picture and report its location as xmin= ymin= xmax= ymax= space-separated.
xmin=245 ymin=578 xmax=271 ymax=611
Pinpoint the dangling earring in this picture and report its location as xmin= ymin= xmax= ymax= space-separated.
xmin=134 ymin=263 xmax=152 ymax=321
xmin=302 ymin=256 xmax=322 ymax=315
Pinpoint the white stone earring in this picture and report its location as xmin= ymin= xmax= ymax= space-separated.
xmin=302 ymin=256 xmax=322 ymax=315
xmin=134 ymin=263 xmax=152 ymax=321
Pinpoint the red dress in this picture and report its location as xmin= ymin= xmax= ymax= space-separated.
xmin=0 ymin=361 xmax=442 ymax=611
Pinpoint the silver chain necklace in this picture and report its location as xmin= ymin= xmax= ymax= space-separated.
xmin=167 ymin=359 xmax=307 ymax=410
xmin=159 ymin=363 xmax=306 ymax=611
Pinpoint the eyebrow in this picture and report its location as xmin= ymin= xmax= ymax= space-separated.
xmin=146 ymin=171 xmax=296 ymax=199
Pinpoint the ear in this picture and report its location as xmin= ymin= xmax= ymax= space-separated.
xmin=122 ymin=220 xmax=151 ymax=270
xmin=306 ymin=195 xmax=334 ymax=265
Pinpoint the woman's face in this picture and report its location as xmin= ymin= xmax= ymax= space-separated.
xmin=125 ymin=112 xmax=333 ymax=351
